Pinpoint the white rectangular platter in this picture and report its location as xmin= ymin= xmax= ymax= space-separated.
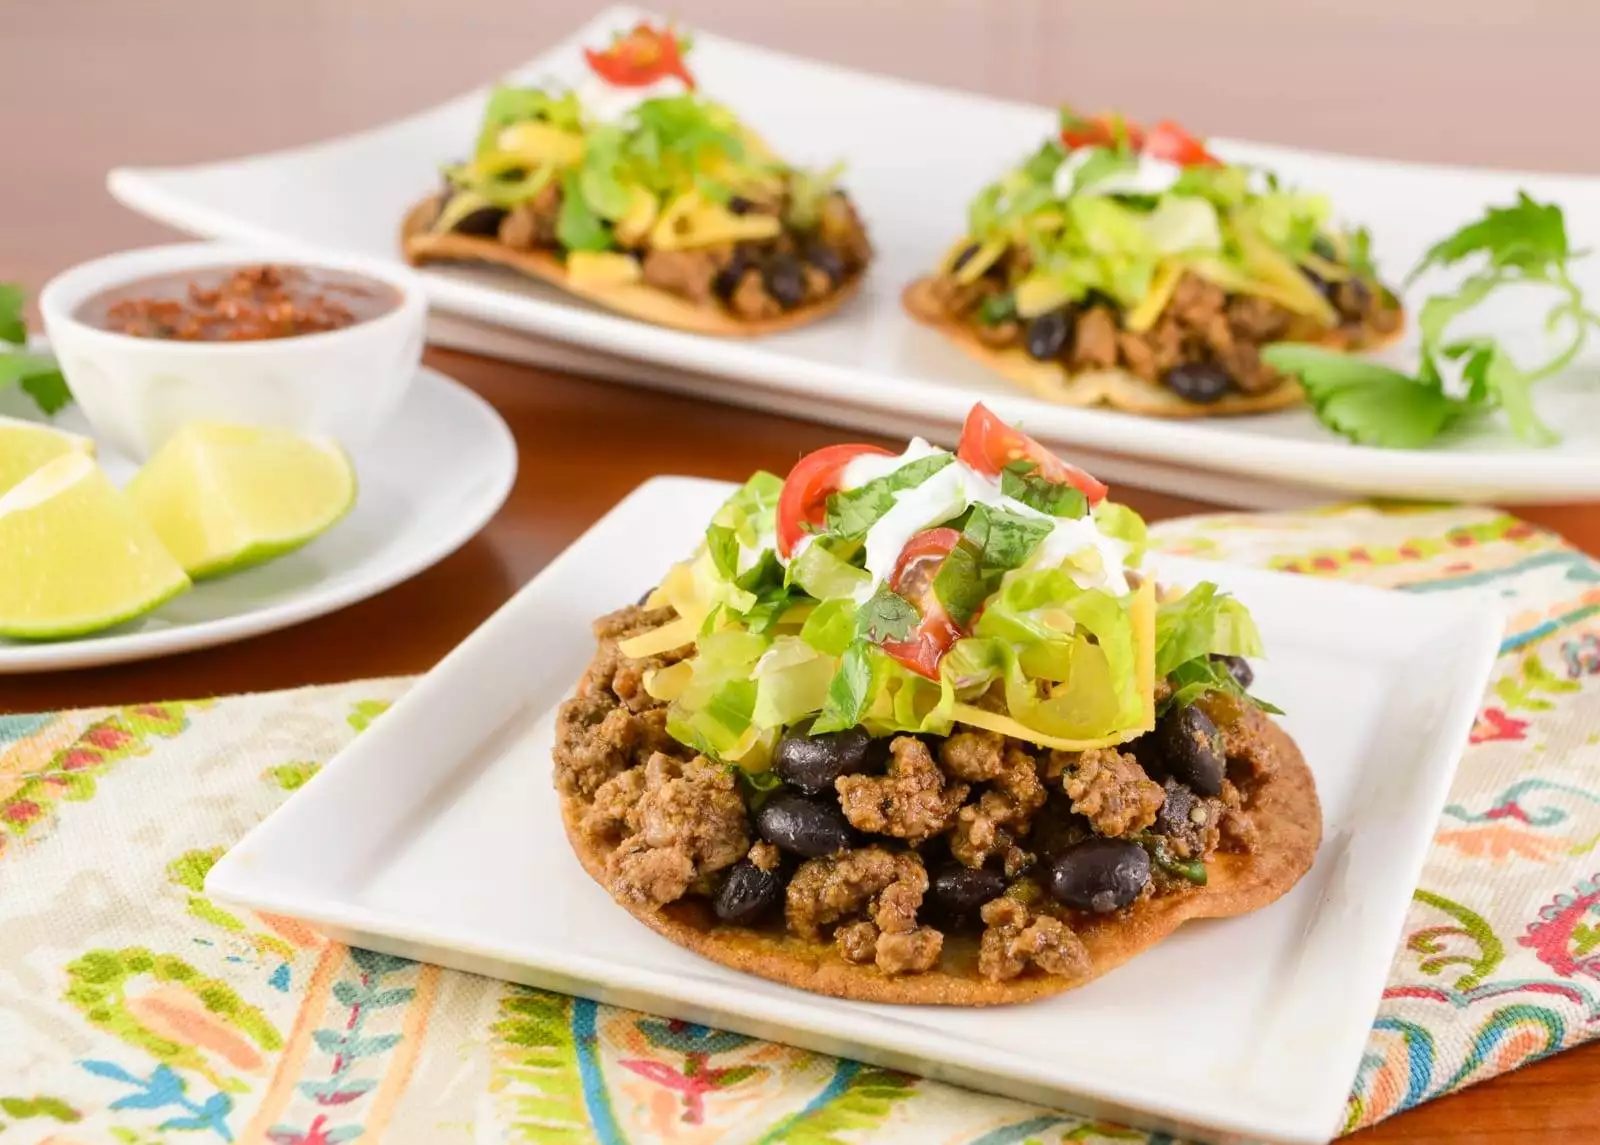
xmin=207 ymin=476 xmax=1504 ymax=1145
xmin=108 ymin=5 xmax=1600 ymax=506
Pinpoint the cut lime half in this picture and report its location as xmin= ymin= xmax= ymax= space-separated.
xmin=0 ymin=452 xmax=191 ymax=640
xmin=0 ymin=414 xmax=95 ymax=496
xmin=127 ymin=423 xmax=358 ymax=580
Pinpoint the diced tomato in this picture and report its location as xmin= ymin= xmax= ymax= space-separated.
xmin=881 ymin=528 xmax=964 ymax=680
xmin=1060 ymin=111 xmax=1144 ymax=153
xmin=1060 ymin=109 xmax=1218 ymax=169
xmin=775 ymin=443 xmax=893 ymax=558
xmin=955 ymin=403 xmax=1109 ymax=505
xmin=1141 ymin=120 xmax=1221 ymax=168
xmin=584 ymin=21 xmax=696 ymax=88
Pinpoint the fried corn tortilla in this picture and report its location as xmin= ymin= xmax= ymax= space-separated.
xmin=903 ymin=276 xmax=1402 ymax=419
xmin=402 ymin=195 xmax=864 ymax=338
xmin=559 ymin=696 xmax=1321 ymax=1007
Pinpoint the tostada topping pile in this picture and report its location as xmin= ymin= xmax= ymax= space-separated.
xmin=554 ymin=404 xmax=1300 ymax=990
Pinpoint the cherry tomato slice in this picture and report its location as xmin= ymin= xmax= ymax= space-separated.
xmin=1142 ymin=120 xmax=1221 ymax=168
xmin=881 ymin=528 xmax=963 ymax=680
xmin=956 ymin=403 xmax=1109 ymax=505
xmin=1060 ymin=111 xmax=1144 ymax=153
xmin=775 ymin=443 xmax=893 ymax=558
xmin=584 ymin=21 xmax=697 ymax=89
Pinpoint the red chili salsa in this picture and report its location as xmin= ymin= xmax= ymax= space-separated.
xmin=76 ymin=264 xmax=402 ymax=341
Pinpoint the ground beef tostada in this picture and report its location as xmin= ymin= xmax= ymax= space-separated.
xmin=552 ymin=404 xmax=1320 ymax=1004
xmin=402 ymin=22 xmax=870 ymax=336
xmin=904 ymin=110 xmax=1402 ymax=416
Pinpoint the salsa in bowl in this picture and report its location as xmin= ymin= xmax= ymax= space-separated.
xmin=40 ymin=244 xmax=426 ymax=459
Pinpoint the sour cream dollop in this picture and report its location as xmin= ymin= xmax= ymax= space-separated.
xmin=573 ymin=74 xmax=689 ymax=124
xmin=1054 ymin=147 xmax=1183 ymax=198
xmin=821 ymin=438 xmax=1131 ymax=602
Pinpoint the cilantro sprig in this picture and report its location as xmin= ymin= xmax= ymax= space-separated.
xmin=0 ymin=284 xmax=72 ymax=416
xmin=1263 ymin=193 xmax=1600 ymax=449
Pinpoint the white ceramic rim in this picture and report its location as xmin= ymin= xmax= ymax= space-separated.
xmin=37 ymin=240 xmax=429 ymax=357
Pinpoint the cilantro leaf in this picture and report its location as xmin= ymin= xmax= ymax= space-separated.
xmin=931 ymin=541 xmax=987 ymax=628
xmin=823 ymin=453 xmax=953 ymax=541
xmin=1001 ymin=460 xmax=1088 ymax=518
xmin=977 ymin=293 xmax=1017 ymax=327
xmin=1261 ymin=344 xmax=1469 ymax=448
xmin=18 ymin=366 xmax=72 ymax=416
xmin=855 ymin=585 xmax=918 ymax=643
xmin=0 ymin=283 xmax=26 ymax=346
xmin=1345 ymin=225 xmax=1376 ymax=282
xmin=1445 ymin=338 xmax=1558 ymax=447
xmin=1164 ymin=656 xmax=1283 ymax=716
xmin=1409 ymin=192 xmax=1568 ymax=283
xmin=811 ymin=641 xmax=875 ymax=733
xmin=932 ymin=504 xmax=1053 ymax=627
xmin=964 ymin=504 xmax=1052 ymax=569
xmin=1021 ymin=139 xmax=1067 ymax=184
xmin=0 ymin=284 xmax=74 ymax=417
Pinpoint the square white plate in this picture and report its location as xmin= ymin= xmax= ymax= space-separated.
xmin=108 ymin=5 xmax=1600 ymax=505
xmin=208 ymin=477 xmax=1503 ymax=1145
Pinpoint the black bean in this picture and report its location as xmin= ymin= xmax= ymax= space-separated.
xmin=763 ymin=255 xmax=807 ymax=310
xmin=1152 ymin=779 xmax=1197 ymax=838
xmin=773 ymin=720 xmax=885 ymax=796
xmin=950 ymin=242 xmax=980 ymax=273
xmin=1024 ymin=309 xmax=1073 ymax=361
xmin=1155 ymin=704 xmax=1225 ymax=797
xmin=1047 ymin=838 xmax=1151 ymax=913
xmin=1162 ymin=361 xmax=1234 ymax=405
xmin=927 ymin=864 xmax=1007 ymax=928
xmin=1211 ymin=653 xmax=1254 ymax=689
xmin=713 ymin=859 xmax=784 ymax=925
xmin=713 ymin=248 xmax=752 ymax=301
xmin=755 ymin=793 xmax=856 ymax=858
xmin=450 ymin=205 xmax=507 ymax=237
xmin=727 ymin=194 xmax=754 ymax=215
xmin=1122 ymin=730 xmax=1165 ymax=781
xmin=1301 ymin=265 xmax=1340 ymax=304
xmin=805 ymin=243 xmax=846 ymax=286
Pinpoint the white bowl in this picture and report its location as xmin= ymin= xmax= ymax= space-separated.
xmin=39 ymin=242 xmax=428 ymax=460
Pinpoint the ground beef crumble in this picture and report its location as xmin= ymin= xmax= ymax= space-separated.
xmin=978 ymin=897 xmax=1090 ymax=982
xmin=555 ymin=604 xmax=1279 ymax=983
xmin=1051 ymin=747 xmax=1165 ymax=837
xmin=926 ymin=245 xmax=1400 ymax=401
xmin=607 ymin=753 xmax=749 ymax=906
xmin=425 ymin=185 xmax=868 ymax=319
xmin=836 ymin=737 xmax=969 ymax=844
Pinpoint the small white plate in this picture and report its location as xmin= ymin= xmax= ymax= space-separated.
xmin=0 ymin=365 xmax=516 ymax=673
xmin=107 ymin=4 xmax=1600 ymax=505
xmin=207 ymin=476 xmax=1503 ymax=1145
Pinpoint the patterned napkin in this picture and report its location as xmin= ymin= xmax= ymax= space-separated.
xmin=3 ymin=503 xmax=1598 ymax=1145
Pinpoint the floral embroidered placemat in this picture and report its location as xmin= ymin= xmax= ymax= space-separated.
xmin=3 ymin=502 xmax=1598 ymax=1145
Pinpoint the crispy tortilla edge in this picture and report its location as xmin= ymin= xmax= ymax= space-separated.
xmin=557 ymin=709 xmax=1321 ymax=1006
xmin=401 ymin=197 xmax=862 ymax=338
xmin=901 ymin=275 xmax=1404 ymax=418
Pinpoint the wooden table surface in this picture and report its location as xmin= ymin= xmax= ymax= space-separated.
xmin=6 ymin=3 xmax=1600 ymax=1141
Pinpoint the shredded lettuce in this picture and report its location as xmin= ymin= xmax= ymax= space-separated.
xmin=788 ymin=538 xmax=870 ymax=601
xmin=1153 ymin=582 xmax=1264 ymax=678
xmin=1092 ymin=501 xmax=1148 ymax=564
xmin=956 ymin=125 xmax=1372 ymax=325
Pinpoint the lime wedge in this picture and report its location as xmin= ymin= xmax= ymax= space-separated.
xmin=0 ymin=415 xmax=95 ymax=496
xmin=0 ymin=452 xmax=191 ymax=639
xmin=127 ymin=423 xmax=357 ymax=580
